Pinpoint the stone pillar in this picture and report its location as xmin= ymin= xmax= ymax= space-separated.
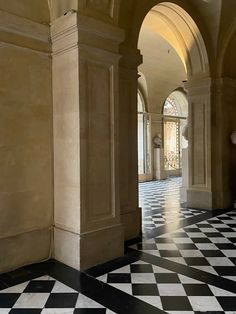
xmin=153 ymin=148 xmax=166 ymax=180
xmin=211 ymin=78 xmax=236 ymax=209
xmin=186 ymin=78 xmax=212 ymax=209
xmin=51 ymin=12 xmax=124 ymax=270
xmin=180 ymin=148 xmax=189 ymax=203
xmin=119 ymin=47 xmax=142 ymax=240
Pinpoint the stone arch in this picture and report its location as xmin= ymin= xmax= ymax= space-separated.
xmin=219 ymin=18 xmax=236 ymax=78
xmin=118 ymin=0 xmax=214 ymax=234
xmin=139 ymin=3 xmax=209 ymax=79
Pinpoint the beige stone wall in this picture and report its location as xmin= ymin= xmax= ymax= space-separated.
xmin=0 ymin=11 xmax=53 ymax=273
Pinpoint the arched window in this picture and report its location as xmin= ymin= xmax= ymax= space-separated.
xmin=163 ymin=98 xmax=178 ymax=116
xmin=163 ymin=92 xmax=188 ymax=172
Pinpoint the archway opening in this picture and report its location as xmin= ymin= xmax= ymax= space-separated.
xmin=136 ymin=2 xmax=209 ymax=233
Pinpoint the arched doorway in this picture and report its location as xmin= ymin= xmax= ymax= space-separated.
xmin=119 ymin=1 xmax=211 ymax=241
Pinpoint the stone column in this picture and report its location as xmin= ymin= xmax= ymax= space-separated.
xmin=119 ymin=47 xmax=142 ymax=240
xmin=187 ymin=77 xmax=236 ymax=210
xmin=51 ymin=11 xmax=124 ymax=270
xmin=185 ymin=78 xmax=212 ymax=209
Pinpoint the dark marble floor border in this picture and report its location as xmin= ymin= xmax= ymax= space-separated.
xmin=0 ymin=259 xmax=166 ymax=314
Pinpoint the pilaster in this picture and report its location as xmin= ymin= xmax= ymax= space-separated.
xmin=51 ymin=11 xmax=124 ymax=269
xmin=119 ymin=46 xmax=142 ymax=240
xmin=185 ymin=77 xmax=212 ymax=209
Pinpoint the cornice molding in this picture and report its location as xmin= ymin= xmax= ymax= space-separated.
xmin=0 ymin=10 xmax=50 ymax=53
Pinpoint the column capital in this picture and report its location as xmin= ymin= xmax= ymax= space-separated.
xmin=184 ymin=76 xmax=211 ymax=96
xmin=119 ymin=45 xmax=143 ymax=69
xmin=51 ymin=11 xmax=124 ymax=56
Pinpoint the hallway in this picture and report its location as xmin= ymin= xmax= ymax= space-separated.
xmin=1 ymin=178 xmax=236 ymax=313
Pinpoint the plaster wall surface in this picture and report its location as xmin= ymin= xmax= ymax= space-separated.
xmin=0 ymin=11 xmax=53 ymax=273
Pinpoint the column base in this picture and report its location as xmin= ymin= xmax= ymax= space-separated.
xmin=120 ymin=207 xmax=141 ymax=241
xmin=187 ymin=188 xmax=213 ymax=210
xmin=54 ymin=224 xmax=124 ymax=270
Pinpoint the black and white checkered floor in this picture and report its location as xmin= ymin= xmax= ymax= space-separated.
xmin=1 ymin=177 xmax=236 ymax=314
xmin=139 ymin=178 xmax=205 ymax=231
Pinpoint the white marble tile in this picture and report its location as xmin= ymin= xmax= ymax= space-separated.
xmin=179 ymin=250 xmax=204 ymax=258
xmin=188 ymin=296 xmax=223 ymax=311
xmin=33 ymin=276 xmax=53 ymax=281
xmin=156 ymin=244 xmax=178 ymax=250
xmin=206 ymin=257 xmax=235 ymax=266
xmin=222 ymin=232 xmax=236 ymax=237
xmin=97 ymin=274 xmax=108 ymax=282
xmin=166 ymin=257 xmax=187 ymax=265
xmin=13 ymin=293 xmax=49 ymax=308
xmin=158 ymin=283 xmax=186 ymax=296
xmin=186 ymin=232 xmax=207 ymax=238
xmin=223 ymin=276 xmax=236 ymax=281
xmin=152 ymin=265 xmax=173 ymax=274
xmin=76 ymin=294 xmax=104 ymax=308
xmin=178 ymin=274 xmax=201 ymax=284
xmin=195 ymin=243 xmax=218 ymax=250
xmin=0 ymin=281 xmax=29 ymax=293
xmin=173 ymin=238 xmax=193 ymax=244
xmin=51 ymin=281 xmax=77 ymax=293
xmin=131 ymin=273 xmax=156 ymax=284
xmin=222 ymin=250 xmax=236 ymax=257
xmin=132 ymin=260 xmax=149 ymax=265
xmin=109 ymin=283 xmax=132 ymax=295
xmin=41 ymin=309 xmax=74 ymax=314
xmin=210 ymin=238 xmax=231 ymax=244
xmin=209 ymin=285 xmax=236 ymax=296
xmin=136 ymin=296 xmax=162 ymax=309
xmin=199 ymin=228 xmax=218 ymax=233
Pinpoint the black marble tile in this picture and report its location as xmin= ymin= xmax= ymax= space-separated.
xmin=0 ymin=293 xmax=20 ymax=308
xmin=74 ymin=309 xmax=106 ymax=314
xmin=183 ymin=283 xmax=213 ymax=296
xmin=175 ymin=243 xmax=198 ymax=250
xmin=132 ymin=284 xmax=159 ymax=296
xmin=159 ymin=250 xmax=182 ymax=257
xmin=191 ymin=238 xmax=212 ymax=243
xmin=155 ymin=273 xmax=180 ymax=283
xmin=9 ymin=310 xmax=42 ymax=314
xmin=217 ymin=297 xmax=236 ymax=310
xmin=200 ymin=250 xmax=225 ymax=257
xmin=107 ymin=273 xmax=131 ymax=283
xmin=45 ymin=293 xmax=78 ymax=308
xmin=161 ymin=296 xmax=192 ymax=310
xmin=130 ymin=264 xmax=153 ymax=273
xmin=184 ymin=257 xmax=210 ymax=266
xmin=214 ymin=266 xmax=236 ymax=276
xmin=215 ymin=243 xmax=236 ymax=250
xmin=24 ymin=280 xmax=55 ymax=293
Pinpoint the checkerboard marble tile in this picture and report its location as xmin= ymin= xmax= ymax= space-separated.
xmin=143 ymin=208 xmax=206 ymax=230
xmin=139 ymin=177 xmax=205 ymax=231
xmin=97 ymin=260 xmax=236 ymax=313
xmin=0 ymin=276 xmax=115 ymax=313
xmin=139 ymin=177 xmax=182 ymax=212
xmin=133 ymin=211 xmax=236 ymax=279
